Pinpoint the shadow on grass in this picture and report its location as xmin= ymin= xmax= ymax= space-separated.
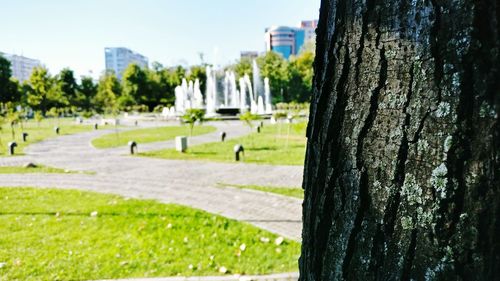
xmin=247 ymin=146 xmax=278 ymax=151
xmin=188 ymin=151 xmax=217 ymax=156
xmin=0 ymin=211 xmax=171 ymax=217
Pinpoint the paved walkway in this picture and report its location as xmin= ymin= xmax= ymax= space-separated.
xmin=0 ymin=120 xmax=304 ymax=240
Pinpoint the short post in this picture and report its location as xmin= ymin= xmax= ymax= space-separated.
xmin=134 ymin=120 xmax=138 ymax=126
xmin=260 ymin=121 xmax=264 ymax=128
xmin=128 ymin=141 xmax=137 ymax=155
xmin=234 ymin=144 xmax=244 ymax=161
xmin=94 ymin=123 xmax=98 ymax=130
xmin=175 ymin=136 xmax=188 ymax=153
xmin=256 ymin=126 xmax=261 ymax=133
xmin=8 ymin=142 xmax=17 ymax=155
xmin=22 ymin=132 xmax=28 ymax=142
xmin=54 ymin=127 xmax=60 ymax=135
xmin=220 ymin=132 xmax=227 ymax=142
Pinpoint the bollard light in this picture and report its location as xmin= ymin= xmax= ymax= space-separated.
xmin=220 ymin=131 xmax=227 ymax=142
xmin=54 ymin=127 xmax=60 ymax=135
xmin=8 ymin=142 xmax=17 ymax=155
xmin=22 ymin=132 xmax=28 ymax=142
xmin=128 ymin=141 xmax=138 ymax=155
xmin=234 ymin=144 xmax=244 ymax=161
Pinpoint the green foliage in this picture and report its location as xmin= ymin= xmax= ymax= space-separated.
xmin=287 ymin=51 xmax=314 ymax=102
xmin=0 ymin=188 xmax=300 ymax=280
xmin=34 ymin=111 xmax=44 ymax=125
xmin=188 ymin=65 xmax=207 ymax=95
xmin=27 ymin=66 xmax=68 ymax=113
xmin=0 ymin=55 xmax=20 ymax=104
xmin=231 ymin=57 xmax=253 ymax=79
xmin=94 ymin=73 xmax=120 ymax=114
xmin=182 ymin=109 xmax=206 ymax=136
xmin=4 ymin=105 xmax=20 ymax=140
xmin=0 ymin=51 xmax=313 ymax=114
xmin=239 ymin=111 xmax=260 ymax=129
xmin=56 ymin=68 xmax=77 ymax=106
xmin=45 ymin=107 xmax=59 ymax=119
xmin=76 ymin=76 xmax=97 ymax=111
xmin=121 ymin=64 xmax=147 ymax=109
xmin=256 ymin=52 xmax=289 ymax=104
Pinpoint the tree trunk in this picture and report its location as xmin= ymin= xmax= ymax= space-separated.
xmin=300 ymin=0 xmax=499 ymax=280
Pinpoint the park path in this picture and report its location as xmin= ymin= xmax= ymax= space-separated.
xmin=0 ymin=120 xmax=304 ymax=240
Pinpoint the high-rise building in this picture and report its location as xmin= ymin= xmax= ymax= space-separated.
xmin=264 ymin=20 xmax=318 ymax=59
xmin=0 ymin=52 xmax=41 ymax=83
xmin=104 ymin=47 xmax=148 ymax=80
xmin=300 ymin=20 xmax=318 ymax=43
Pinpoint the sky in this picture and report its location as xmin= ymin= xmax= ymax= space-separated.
xmin=0 ymin=0 xmax=320 ymax=79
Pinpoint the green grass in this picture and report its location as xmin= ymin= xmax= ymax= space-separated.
xmin=140 ymin=122 xmax=307 ymax=165
xmin=91 ymin=125 xmax=217 ymax=148
xmin=0 ymin=188 xmax=300 ymax=280
xmin=0 ymin=118 xmax=102 ymax=156
xmin=0 ymin=165 xmax=83 ymax=174
xmin=219 ymin=183 xmax=304 ymax=199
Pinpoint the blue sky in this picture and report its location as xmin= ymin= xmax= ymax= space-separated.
xmin=0 ymin=0 xmax=320 ymax=78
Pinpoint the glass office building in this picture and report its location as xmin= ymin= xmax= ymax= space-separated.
xmin=104 ymin=47 xmax=148 ymax=80
xmin=264 ymin=20 xmax=317 ymax=59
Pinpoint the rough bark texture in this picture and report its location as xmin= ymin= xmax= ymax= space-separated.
xmin=300 ymin=0 xmax=499 ymax=280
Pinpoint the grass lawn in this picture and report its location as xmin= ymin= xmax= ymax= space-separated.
xmin=0 ymin=118 xmax=101 ymax=156
xmin=0 ymin=188 xmax=300 ymax=280
xmin=91 ymin=125 xmax=217 ymax=148
xmin=0 ymin=165 xmax=83 ymax=174
xmin=218 ymin=183 xmax=304 ymax=199
xmin=140 ymin=122 xmax=307 ymax=165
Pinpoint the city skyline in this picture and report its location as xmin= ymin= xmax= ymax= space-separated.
xmin=0 ymin=0 xmax=320 ymax=79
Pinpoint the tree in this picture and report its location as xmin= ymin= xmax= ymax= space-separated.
xmin=300 ymin=0 xmax=499 ymax=280
xmin=77 ymin=76 xmax=97 ymax=111
xmin=256 ymin=52 xmax=289 ymax=103
xmin=4 ymin=103 xmax=19 ymax=140
xmin=56 ymin=68 xmax=77 ymax=106
xmin=144 ymin=66 xmax=177 ymax=109
xmin=182 ymin=108 xmax=205 ymax=136
xmin=288 ymin=51 xmax=314 ymax=102
xmin=34 ymin=111 xmax=43 ymax=126
xmin=121 ymin=64 xmax=147 ymax=109
xmin=27 ymin=66 xmax=55 ymax=113
xmin=239 ymin=111 xmax=260 ymax=131
xmin=188 ymin=65 xmax=207 ymax=97
xmin=94 ymin=73 xmax=120 ymax=114
xmin=232 ymin=57 xmax=253 ymax=79
xmin=0 ymin=55 xmax=20 ymax=104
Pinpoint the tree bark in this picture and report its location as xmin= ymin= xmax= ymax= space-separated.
xmin=300 ymin=0 xmax=499 ymax=280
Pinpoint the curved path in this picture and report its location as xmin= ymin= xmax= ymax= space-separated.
xmin=0 ymin=120 xmax=304 ymax=240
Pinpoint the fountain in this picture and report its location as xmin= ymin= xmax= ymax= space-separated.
xmin=174 ymin=60 xmax=272 ymax=116
xmin=193 ymin=79 xmax=204 ymax=108
xmin=239 ymin=78 xmax=247 ymax=113
xmin=205 ymin=66 xmax=216 ymax=116
xmin=264 ymin=77 xmax=272 ymax=114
